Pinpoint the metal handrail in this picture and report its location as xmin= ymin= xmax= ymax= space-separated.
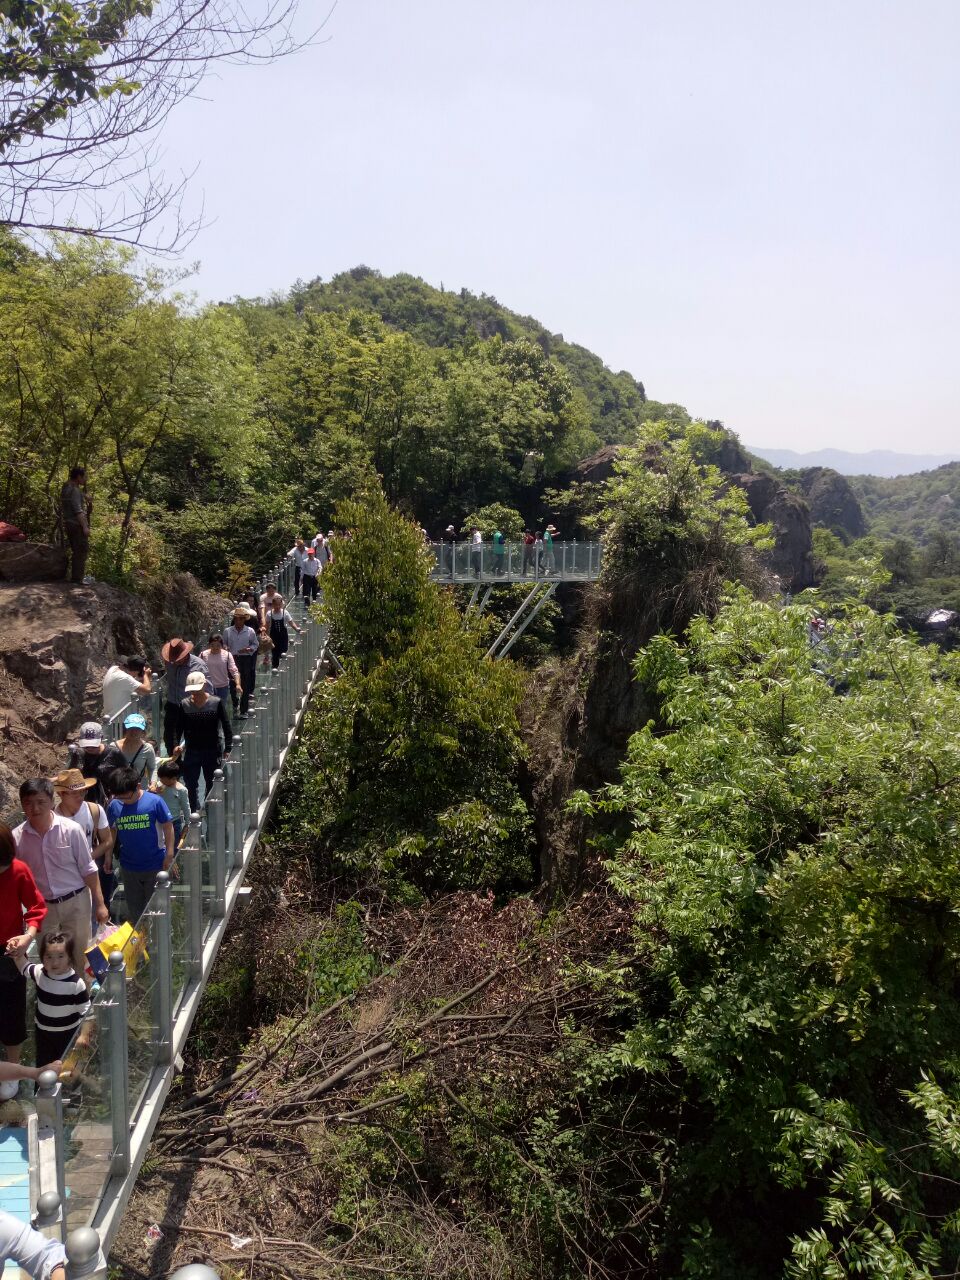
xmin=6 ymin=550 xmax=323 ymax=1273
xmin=428 ymin=539 xmax=602 ymax=583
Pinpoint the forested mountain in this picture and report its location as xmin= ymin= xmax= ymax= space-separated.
xmin=850 ymin=460 xmax=960 ymax=543
xmin=253 ymin=265 xmax=655 ymax=446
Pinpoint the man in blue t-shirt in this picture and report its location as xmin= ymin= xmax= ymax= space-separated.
xmin=106 ymin=766 xmax=175 ymax=925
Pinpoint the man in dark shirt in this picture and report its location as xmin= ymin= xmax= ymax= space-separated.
xmin=161 ymin=637 xmax=211 ymax=754
xmin=180 ymin=671 xmax=234 ymax=810
xmin=60 ymin=465 xmax=90 ymax=584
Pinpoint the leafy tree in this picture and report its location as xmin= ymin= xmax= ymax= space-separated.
xmin=575 ymin=593 xmax=960 ymax=1274
xmin=461 ymin=502 xmax=524 ymax=539
xmin=280 ymin=488 xmax=531 ymax=892
xmin=1 ymin=1 xmax=310 ymax=246
xmin=0 ymin=235 xmax=261 ymax=578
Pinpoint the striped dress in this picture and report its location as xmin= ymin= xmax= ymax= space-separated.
xmin=25 ymin=963 xmax=90 ymax=1060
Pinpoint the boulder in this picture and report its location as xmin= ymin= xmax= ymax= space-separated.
xmin=728 ymin=472 xmax=817 ymax=591
xmin=796 ymin=468 xmax=867 ymax=541
xmin=0 ymin=541 xmax=67 ymax=582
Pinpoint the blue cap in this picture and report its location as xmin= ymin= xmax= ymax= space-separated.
xmin=122 ymin=712 xmax=147 ymax=731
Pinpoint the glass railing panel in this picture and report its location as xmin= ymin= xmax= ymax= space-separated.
xmin=60 ymin=988 xmax=114 ymax=1235
xmin=122 ymin=905 xmax=161 ymax=1126
xmin=169 ymin=877 xmax=189 ymax=1017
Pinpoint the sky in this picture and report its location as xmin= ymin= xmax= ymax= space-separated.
xmin=155 ymin=0 xmax=960 ymax=455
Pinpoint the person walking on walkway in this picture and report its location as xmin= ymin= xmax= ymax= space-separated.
xmin=493 ymin=527 xmax=506 ymax=576
xmin=200 ymin=633 xmax=241 ymax=706
xmin=53 ymin=769 xmax=115 ymax=916
xmin=13 ymin=930 xmax=92 ymax=1067
xmin=521 ymin=529 xmax=535 ymax=575
xmin=65 ymin=721 xmax=113 ymax=805
xmin=13 ymin=778 xmax=108 ymax=982
xmin=0 ymin=823 xmax=46 ymax=1097
xmin=106 ymin=767 xmax=175 ymax=924
xmin=301 ymin=546 xmax=321 ymax=603
xmin=443 ymin=524 xmax=457 ymax=577
xmin=266 ymin=594 xmax=302 ymax=670
xmin=179 ymin=672 xmax=233 ymax=811
xmin=152 ymin=760 xmax=191 ymax=847
xmin=225 ymin=608 xmax=259 ymax=717
xmin=543 ymin=525 xmax=557 ymax=575
xmin=100 ymin=712 xmax=156 ymax=789
xmin=470 ymin=527 xmax=482 ymax=579
xmin=161 ymin=637 xmax=210 ymax=755
xmin=60 ymin=464 xmax=90 ymax=584
xmin=288 ymin=538 xmax=307 ymax=597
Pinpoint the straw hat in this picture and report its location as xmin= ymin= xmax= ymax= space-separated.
xmin=52 ymin=768 xmax=95 ymax=792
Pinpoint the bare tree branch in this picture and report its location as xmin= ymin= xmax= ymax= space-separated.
xmin=0 ymin=1 xmax=330 ymax=251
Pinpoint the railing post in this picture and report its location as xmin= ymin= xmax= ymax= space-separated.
xmin=223 ymin=754 xmax=241 ymax=868
xmin=185 ymin=814 xmax=204 ymax=977
xmin=209 ymin=770 xmax=226 ymax=916
xmin=65 ymin=1226 xmax=106 ymax=1278
xmin=35 ymin=1068 xmax=65 ymax=1234
xmin=150 ymin=872 xmax=173 ymax=1066
xmin=242 ymin=705 xmax=258 ymax=833
xmin=101 ymin=950 xmax=130 ymax=1177
xmin=259 ymin=678 xmax=272 ymax=796
xmin=34 ymin=1190 xmax=62 ymax=1236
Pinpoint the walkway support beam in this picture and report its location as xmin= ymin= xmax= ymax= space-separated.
xmin=499 ymin=583 xmax=557 ymax=659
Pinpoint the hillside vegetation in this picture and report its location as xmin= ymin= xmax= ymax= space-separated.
xmin=4 ymin=235 xmax=960 ymax=1278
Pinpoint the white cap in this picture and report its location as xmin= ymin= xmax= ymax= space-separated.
xmin=184 ymin=672 xmax=207 ymax=693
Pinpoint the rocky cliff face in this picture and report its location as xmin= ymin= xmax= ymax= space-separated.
xmin=796 ymin=467 xmax=867 ymax=541
xmin=569 ymin=442 xmax=818 ymax=592
xmin=0 ymin=574 xmax=227 ymax=812
xmin=728 ymin=472 xmax=817 ymax=590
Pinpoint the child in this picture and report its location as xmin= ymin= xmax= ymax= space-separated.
xmin=258 ymin=627 xmax=274 ymax=671
xmin=14 ymin=931 xmax=91 ymax=1066
xmin=152 ymin=759 xmax=191 ymax=846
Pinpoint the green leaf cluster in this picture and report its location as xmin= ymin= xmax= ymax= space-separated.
xmin=576 ymin=592 xmax=960 ymax=1272
xmin=279 ymin=488 xmax=531 ymax=893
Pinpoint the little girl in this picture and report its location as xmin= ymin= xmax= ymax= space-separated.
xmin=258 ymin=627 xmax=274 ymax=671
xmin=15 ymin=931 xmax=91 ymax=1066
xmin=152 ymin=759 xmax=191 ymax=846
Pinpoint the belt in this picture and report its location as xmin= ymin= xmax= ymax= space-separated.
xmin=47 ymin=886 xmax=85 ymax=906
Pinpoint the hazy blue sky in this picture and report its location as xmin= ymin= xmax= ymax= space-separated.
xmin=158 ymin=0 xmax=960 ymax=455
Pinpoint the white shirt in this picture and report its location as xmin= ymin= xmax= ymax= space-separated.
xmin=288 ymin=545 xmax=307 ymax=568
xmin=54 ymin=799 xmax=108 ymax=854
xmin=102 ymin=665 xmax=141 ymax=719
xmin=267 ymin=608 xmax=294 ymax=625
xmin=302 ymin=557 xmax=320 ymax=578
xmin=0 ymin=1208 xmax=67 ymax=1279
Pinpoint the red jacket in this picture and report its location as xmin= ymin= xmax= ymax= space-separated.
xmin=0 ymin=858 xmax=47 ymax=944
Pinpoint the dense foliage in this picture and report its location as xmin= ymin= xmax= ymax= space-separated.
xmin=0 ymin=241 xmax=650 ymax=589
xmin=276 ymin=489 xmax=530 ymax=894
xmin=575 ymin=594 xmax=960 ymax=1276
xmin=851 ymin=462 xmax=960 ymax=546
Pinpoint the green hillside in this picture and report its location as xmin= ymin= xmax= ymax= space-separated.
xmin=850 ymin=461 xmax=960 ymax=544
xmin=260 ymin=265 xmax=654 ymax=445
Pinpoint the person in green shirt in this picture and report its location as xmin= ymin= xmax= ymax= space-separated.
xmin=492 ymin=528 xmax=506 ymax=576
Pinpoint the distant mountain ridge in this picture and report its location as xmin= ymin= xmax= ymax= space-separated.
xmin=749 ymin=446 xmax=960 ymax=478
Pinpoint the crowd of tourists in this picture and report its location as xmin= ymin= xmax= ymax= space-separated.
xmin=436 ymin=523 xmax=561 ymax=578
xmin=0 ymin=521 xmax=334 ymax=1106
